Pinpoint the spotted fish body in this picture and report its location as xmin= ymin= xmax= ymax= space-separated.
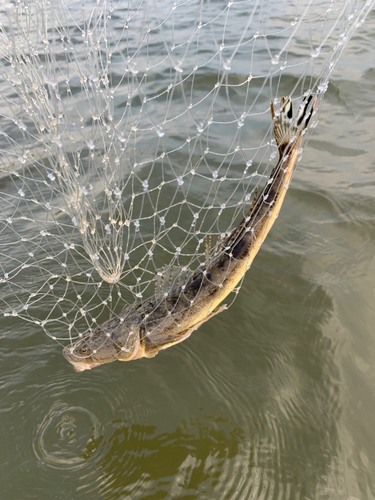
xmin=63 ymin=95 xmax=316 ymax=372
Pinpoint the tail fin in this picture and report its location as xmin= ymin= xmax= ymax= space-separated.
xmin=270 ymin=94 xmax=316 ymax=152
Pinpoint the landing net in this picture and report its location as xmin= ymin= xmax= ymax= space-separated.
xmin=0 ymin=0 xmax=373 ymax=344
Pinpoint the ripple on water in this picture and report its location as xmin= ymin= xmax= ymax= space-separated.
xmin=0 ymin=343 xmax=157 ymax=483
xmin=33 ymin=401 xmax=101 ymax=470
xmin=24 ymin=366 xmax=158 ymax=476
xmin=1 ymin=262 xmax=344 ymax=499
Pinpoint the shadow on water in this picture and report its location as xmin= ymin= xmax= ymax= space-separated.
xmin=83 ymin=259 xmax=343 ymax=500
xmin=0 ymin=245 xmax=344 ymax=500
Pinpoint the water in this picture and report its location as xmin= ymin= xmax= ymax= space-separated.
xmin=1 ymin=4 xmax=375 ymax=499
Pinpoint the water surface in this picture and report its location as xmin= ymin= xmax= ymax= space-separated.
xmin=0 ymin=3 xmax=374 ymax=499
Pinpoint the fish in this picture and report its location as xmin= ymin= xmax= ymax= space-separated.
xmin=63 ymin=94 xmax=317 ymax=372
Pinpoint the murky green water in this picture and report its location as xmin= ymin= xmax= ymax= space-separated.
xmin=0 ymin=3 xmax=374 ymax=499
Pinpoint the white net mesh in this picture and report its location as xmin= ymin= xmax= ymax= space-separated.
xmin=0 ymin=0 xmax=373 ymax=347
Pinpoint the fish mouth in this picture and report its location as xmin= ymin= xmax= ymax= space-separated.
xmin=62 ymin=345 xmax=100 ymax=372
xmin=71 ymin=362 xmax=100 ymax=372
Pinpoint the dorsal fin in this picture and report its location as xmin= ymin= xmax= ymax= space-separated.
xmin=154 ymin=265 xmax=192 ymax=298
xmin=218 ymin=186 xmax=259 ymax=253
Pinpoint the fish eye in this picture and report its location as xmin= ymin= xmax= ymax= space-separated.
xmin=76 ymin=344 xmax=89 ymax=355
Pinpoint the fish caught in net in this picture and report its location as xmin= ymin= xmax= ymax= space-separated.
xmin=0 ymin=0 xmax=373 ymax=369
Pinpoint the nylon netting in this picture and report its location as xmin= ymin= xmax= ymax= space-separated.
xmin=0 ymin=0 xmax=373 ymax=345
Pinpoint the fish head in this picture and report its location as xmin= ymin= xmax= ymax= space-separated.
xmin=62 ymin=319 xmax=142 ymax=372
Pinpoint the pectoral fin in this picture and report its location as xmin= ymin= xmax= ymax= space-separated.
xmin=142 ymin=341 xmax=160 ymax=358
xmin=158 ymin=304 xmax=228 ymax=352
xmin=141 ymin=304 xmax=227 ymax=358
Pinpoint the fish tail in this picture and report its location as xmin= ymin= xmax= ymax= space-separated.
xmin=270 ymin=94 xmax=316 ymax=153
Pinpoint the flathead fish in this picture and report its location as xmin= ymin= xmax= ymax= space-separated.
xmin=63 ymin=94 xmax=316 ymax=372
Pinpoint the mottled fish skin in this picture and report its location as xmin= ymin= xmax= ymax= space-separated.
xmin=63 ymin=94 xmax=316 ymax=371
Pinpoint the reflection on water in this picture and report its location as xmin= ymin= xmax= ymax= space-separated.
xmin=90 ymin=284 xmax=342 ymax=500
xmin=33 ymin=402 xmax=101 ymax=470
xmin=1 ymin=259 xmax=345 ymax=499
